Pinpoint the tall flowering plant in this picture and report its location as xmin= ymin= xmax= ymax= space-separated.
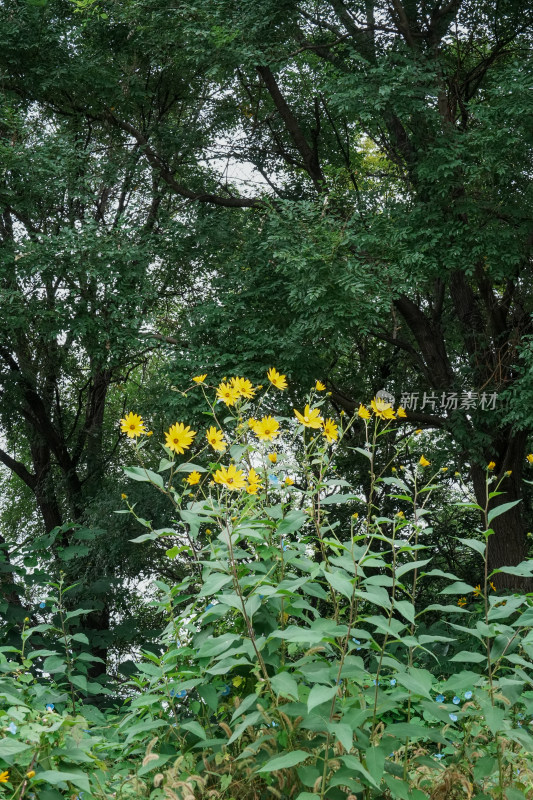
xmin=115 ymin=373 xmax=533 ymax=800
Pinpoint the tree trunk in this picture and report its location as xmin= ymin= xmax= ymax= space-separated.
xmin=471 ymin=429 xmax=531 ymax=591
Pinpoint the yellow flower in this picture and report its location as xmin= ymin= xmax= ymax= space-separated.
xmin=285 ymin=477 xmax=294 ymax=486
xmin=397 ymin=406 xmax=407 ymax=418
xmin=454 ymin=471 xmax=461 ymax=477
xmin=26 ymin=771 xmax=35 ymax=779
xmin=186 ymin=471 xmax=201 ymax=485
xmin=441 ymin=467 xmax=448 ymax=472
xmin=121 ymin=493 xmax=128 ymax=500
xmin=206 ymin=426 xmax=226 ymax=452
xmin=457 ymin=597 xmax=467 ymax=607
xmin=246 ymin=468 xmax=262 ymax=494
xmin=232 ymin=675 xmax=244 ymax=687
xmin=213 ymin=464 xmax=247 ymax=491
xmin=487 ymin=461 xmax=496 ymax=470
xmin=294 ymin=404 xmax=323 ymax=429
xmin=216 ymin=381 xmax=240 ymax=406
xmin=192 ymin=374 xmax=207 ymax=384
xmin=415 ymin=428 xmax=423 ymax=435
xmin=248 ymin=418 xmax=258 ymax=430
xmin=357 ymin=404 xmax=371 ymax=419
xmin=268 ymin=453 xmax=277 ymax=463
xmin=395 ymin=510 xmax=405 ymax=518
xmin=253 ymin=416 xmax=280 ymax=441
xmin=164 ymin=422 xmax=196 ymax=454
xmin=267 ymin=367 xmax=287 ymax=390
xmin=315 ymin=380 xmax=326 ymax=391
xmin=0 ymin=771 xmax=8 ymax=783
xmin=322 ymin=418 xmax=338 ymax=443
xmin=231 ymin=376 xmax=256 ymax=399
xmin=490 ymin=581 xmax=496 ymax=592
xmin=119 ymin=412 xmax=146 ymax=438
xmin=205 ymin=529 xmax=212 ymax=535
xmin=473 ymin=584 xmax=482 ymax=597
xmin=146 ymin=430 xmax=153 ymax=437
xmin=527 ymin=454 xmax=533 ymax=464
xmin=371 ymin=397 xmax=395 ymax=419
xmin=351 ymin=513 xmax=358 ymax=519
xmin=505 ymin=469 xmax=512 ymax=476
xmin=419 ymin=456 xmax=430 ymax=467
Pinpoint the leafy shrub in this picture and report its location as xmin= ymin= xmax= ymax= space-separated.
xmin=1 ymin=372 xmax=533 ymax=799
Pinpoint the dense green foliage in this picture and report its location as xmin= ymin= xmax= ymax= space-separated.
xmin=0 ymin=0 xmax=532 ymax=795
xmin=2 ymin=380 xmax=533 ymax=799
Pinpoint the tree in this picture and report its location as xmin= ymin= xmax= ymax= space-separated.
xmin=0 ymin=0 xmax=532 ymax=586
xmin=0 ymin=94 xmax=200 ymax=658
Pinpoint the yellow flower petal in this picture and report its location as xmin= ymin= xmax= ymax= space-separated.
xmin=213 ymin=464 xmax=247 ymax=490
xmin=119 ymin=412 xmax=146 ymax=438
xmin=164 ymin=423 xmax=196 ymax=454
xmin=253 ymin=416 xmax=280 ymax=441
xmin=322 ymin=418 xmax=338 ymax=443
xmin=206 ymin=426 xmax=226 ymax=452
xmin=294 ymin=404 xmax=323 ymax=429
xmin=357 ymin=404 xmax=371 ymax=420
xmin=267 ymin=367 xmax=287 ymax=390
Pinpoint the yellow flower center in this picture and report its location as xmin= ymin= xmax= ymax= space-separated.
xmin=228 ymin=477 xmax=234 ymax=484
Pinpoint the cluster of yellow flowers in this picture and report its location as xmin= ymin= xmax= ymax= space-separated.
xmin=122 ymin=371 xmax=429 ymax=496
xmin=357 ymin=398 xmax=407 ymax=421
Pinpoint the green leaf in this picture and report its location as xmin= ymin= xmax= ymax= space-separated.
xmin=43 ymin=655 xmax=66 ymax=673
xmin=394 ymin=600 xmax=415 ymax=624
xmin=228 ymin=711 xmax=263 ymax=745
xmin=493 ymin=561 xmax=533 ymax=577
xmin=181 ymin=720 xmax=207 ymax=739
xmin=327 ymin=722 xmax=353 ymax=753
xmin=64 ymin=609 xmax=94 ymax=620
xmin=450 ymin=651 xmax=486 ymax=663
xmin=71 ymin=675 xmax=88 ymax=692
xmin=271 ymin=671 xmax=299 ymax=701
xmin=277 ymin=510 xmax=307 ymax=537
xmin=395 ymin=668 xmax=433 ymax=699
xmin=487 ymin=500 xmax=521 ymax=526
xmin=457 ymin=537 xmax=486 ymax=556
xmin=175 ymin=462 xmax=208 ymax=473
xmin=124 ymin=466 xmax=164 ymax=488
xmin=307 ymin=684 xmax=338 ymax=712
xmin=395 ymin=559 xmax=432 ymax=578
xmin=230 ymin=692 xmax=258 ymax=722
xmin=34 ymin=771 xmax=91 ymax=793
xmin=440 ymin=581 xmax=475 ymax=595
xmin=365 ymin=746 xmax=386 ymax=785
xmin=129 ymin=532 xmax=158 ymax=543
xmin=320 ymin=493 xmax=358 ymax=504
xmin=199 ymin=572 xmax=233 ymax=597
xmin=341 ymin=755 xmax=380 ymax=789
xmin=0 ymin=739 xmax=32 ymax=757
xmin=324 ymin=571 xmax=353 ymax=600
xmin=258 ymin=750 xmax=310 ymax=772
